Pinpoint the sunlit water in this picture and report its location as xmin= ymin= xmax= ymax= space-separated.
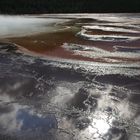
xmin=0 ymin=14 xmax=140 ymax=140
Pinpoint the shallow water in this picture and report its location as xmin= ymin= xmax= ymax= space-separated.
xmin=0 ymin=14 xmax=140 ymax=140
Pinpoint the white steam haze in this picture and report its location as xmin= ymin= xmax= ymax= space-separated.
xmin=0 ymin=15 xmax=65 ymax=38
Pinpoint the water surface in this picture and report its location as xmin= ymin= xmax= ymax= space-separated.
xmin=0 ymin=14 xmax=140 ymax=140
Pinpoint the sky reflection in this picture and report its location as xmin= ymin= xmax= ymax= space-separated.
xmin=0 ymin=94 xmax=57 ymax=138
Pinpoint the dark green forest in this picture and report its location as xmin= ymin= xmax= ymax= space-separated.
xmin=0 ymin=0 xmax=140 ymax=14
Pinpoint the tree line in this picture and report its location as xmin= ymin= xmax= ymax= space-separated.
xmin=0 ymin=0 xmax=139 ymax=14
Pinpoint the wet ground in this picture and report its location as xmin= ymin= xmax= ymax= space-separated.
xmin=0 ymin=14 xmax=140 ymax=140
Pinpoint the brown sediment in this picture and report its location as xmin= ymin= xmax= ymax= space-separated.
xmin=85 ymin=29 xmax=140 ymax=36
xmin=6 ymin=28 xmax=140 ymax=63
xmin=7 ymin=30 xmax=103 ymax=62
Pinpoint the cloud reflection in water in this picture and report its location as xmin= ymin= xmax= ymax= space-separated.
xmin=0 ymin=94 xmax=58 ymax=139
